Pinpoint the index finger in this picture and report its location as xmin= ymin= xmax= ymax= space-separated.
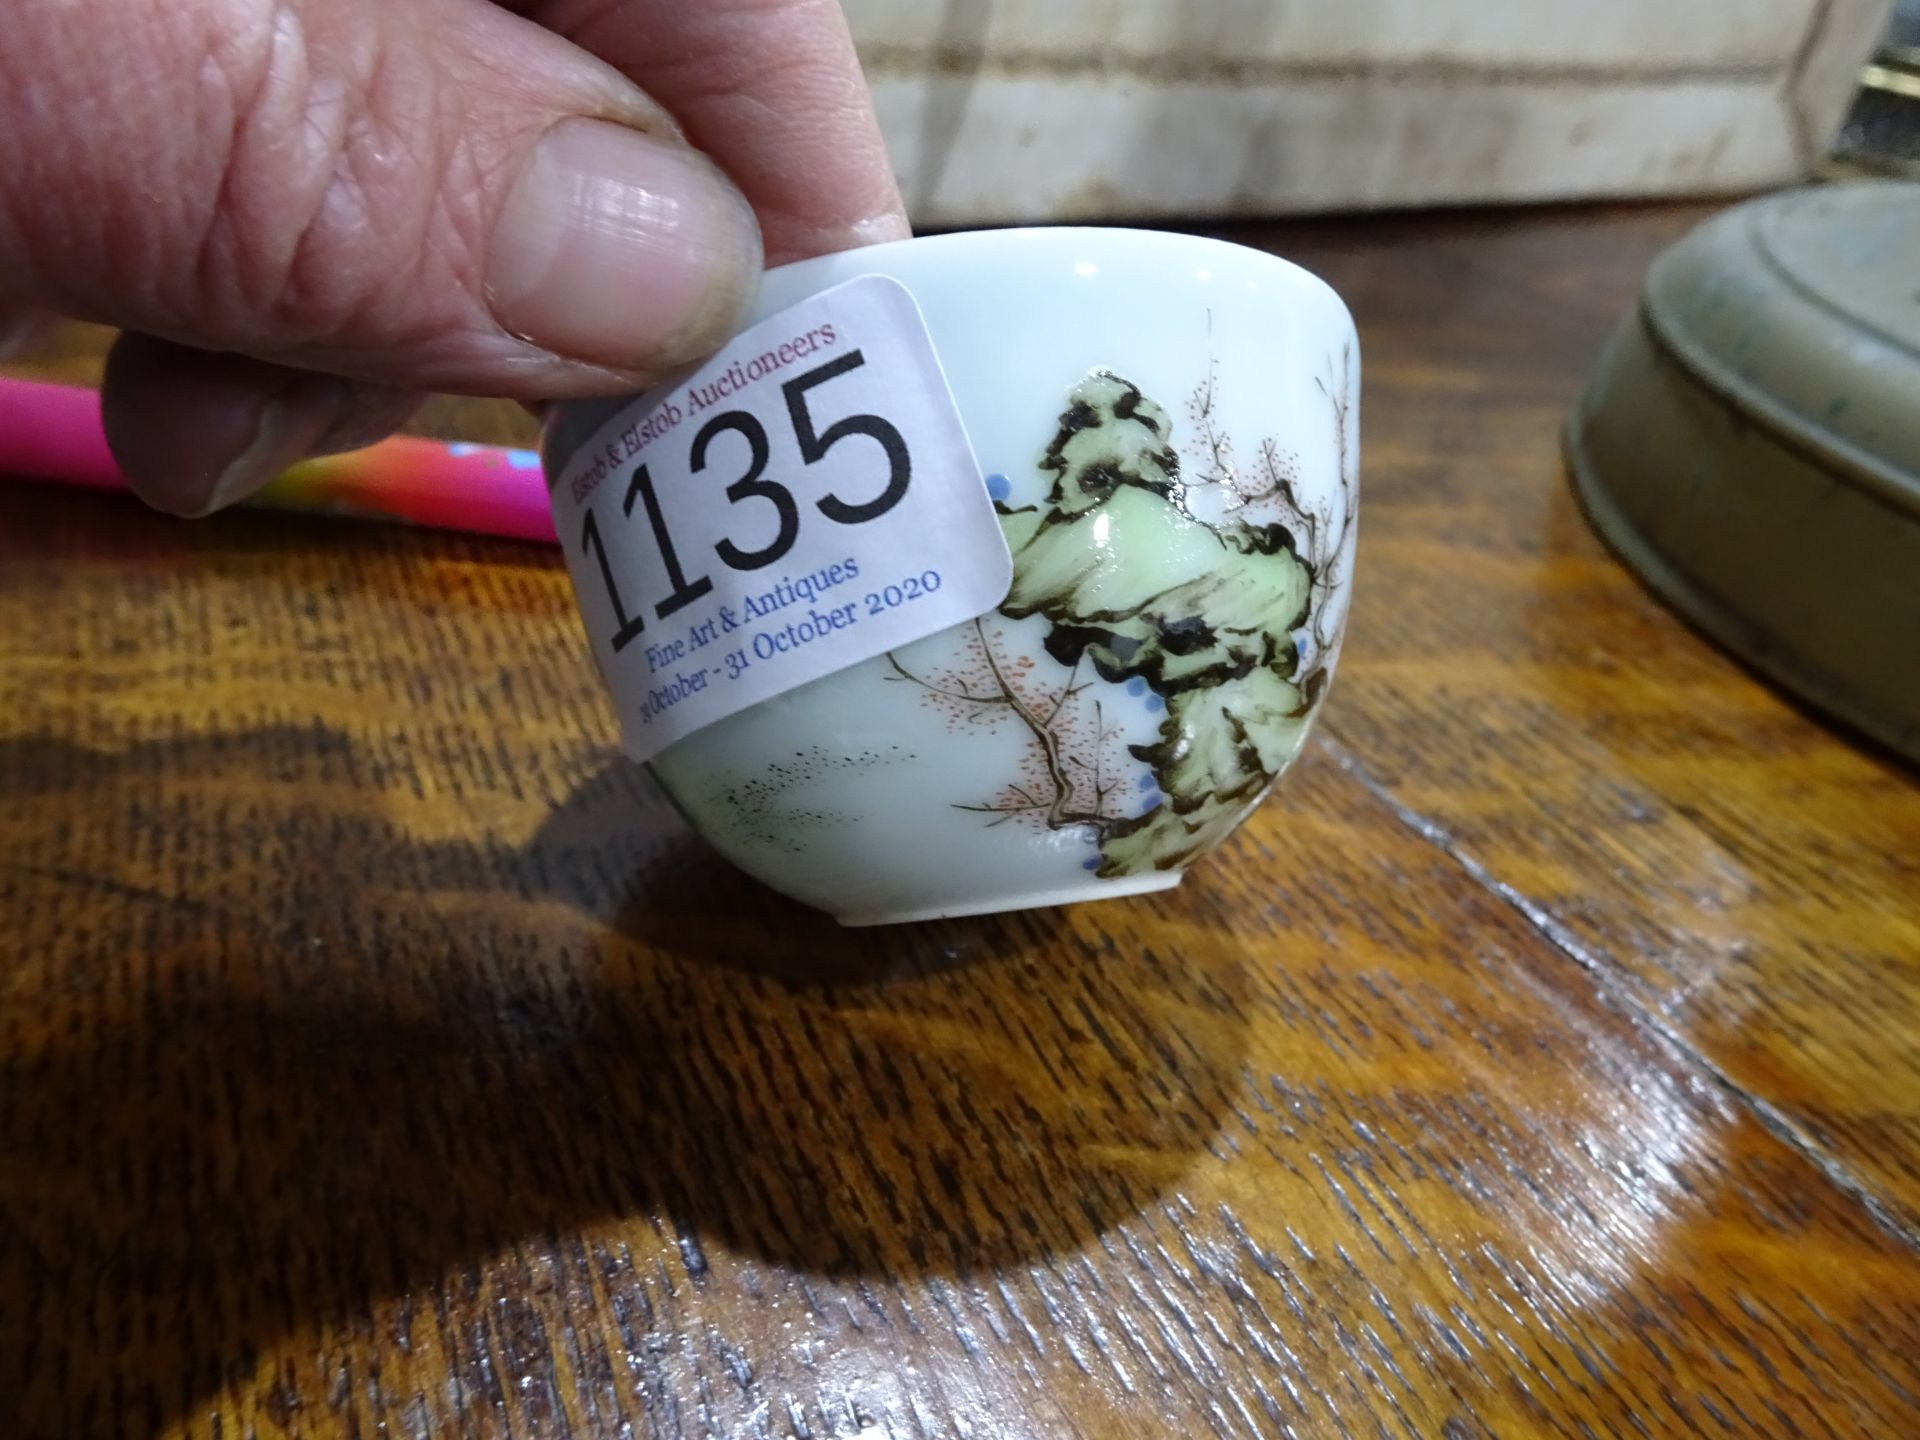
xmin=526 ymin=0 xmax=908 ymax=264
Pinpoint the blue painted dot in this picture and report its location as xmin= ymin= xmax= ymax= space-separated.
xmin=1140 ymin=795 xmax=1162 ymax=816
xmin=1125 ymin=677 xmax=1147 ymax=697
xmin=1138 ymin=773 xmax=1158 ymax=792
xmin=447 ymin=442 xmax=484 ymax=458
xmin=1146 ymin=695 xmax=1165 ymax=713
xmin=506 ymin=448 xmax=543 ymax=470
xmin=1082 ymin=857 xmax=1101 ymax=871
xmin=985 ymin=472 xmax=1011 ymax=501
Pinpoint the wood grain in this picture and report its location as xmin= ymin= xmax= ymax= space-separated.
xmin=1275 ymin=207 xmax=1920 ymax=1239
xmin=3 ymin=203 xmax=1918 ymax=1439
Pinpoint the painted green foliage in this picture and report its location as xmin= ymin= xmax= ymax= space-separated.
xmin=890 ymin=357 xmax=1355 ymax=877
xmin=998 ymin=372 xmax=1325 ymax=874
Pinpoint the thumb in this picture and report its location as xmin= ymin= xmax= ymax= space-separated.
xmin=0 ymin=0 xmax=764 ymax=398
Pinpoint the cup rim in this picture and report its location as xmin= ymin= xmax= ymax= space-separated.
xmin=761 ymin=224 xmax=1348 ymax=315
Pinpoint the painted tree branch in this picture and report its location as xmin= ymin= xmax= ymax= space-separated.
xmin=1190 ymin=342 xmax=1357 ymax=695
xmin=889 ymin=619 xmax=1123 ymax=837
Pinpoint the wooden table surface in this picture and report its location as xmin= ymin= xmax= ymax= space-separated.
xmin=3 ymin=203 xmax=1918 ymax=1440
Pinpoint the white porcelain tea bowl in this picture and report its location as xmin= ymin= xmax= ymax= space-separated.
xmin=547 ymin=227 xmax=1359 ymax=925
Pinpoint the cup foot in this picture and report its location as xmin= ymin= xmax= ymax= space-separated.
xmin=835 ymin=871 xmax=1183 ymax=927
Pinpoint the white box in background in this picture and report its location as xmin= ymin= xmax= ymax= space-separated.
xmin=847 ymin=0 xmax=1893 ymax=223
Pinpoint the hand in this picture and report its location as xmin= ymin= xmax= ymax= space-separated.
xmin=0 ymin=0 xmax=907 ymax=515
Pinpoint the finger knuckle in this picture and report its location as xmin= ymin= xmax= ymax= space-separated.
xmin=190 ymin=5 xmax=483 ymax=351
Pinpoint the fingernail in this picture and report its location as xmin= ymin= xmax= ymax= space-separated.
xmin=843 ymin=213 xmax=914 ymax=248
xmin=193 ymin=381 xmax=346 ymax=517
xmin=488 ymin=119 xmax=763 ymax=374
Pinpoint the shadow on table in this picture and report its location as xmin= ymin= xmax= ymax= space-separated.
xmin=0 ymin=732 xmax=1250 ymax=1438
